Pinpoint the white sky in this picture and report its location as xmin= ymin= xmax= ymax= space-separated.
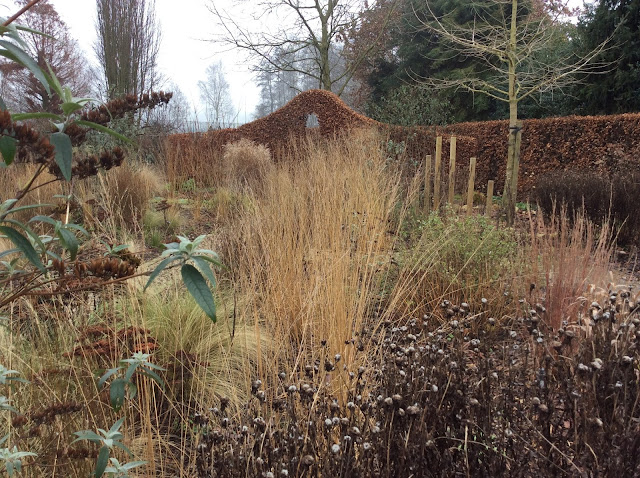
xmin=1 ymin=0 xmax=585 ymax=123
xmin=1 ymin=0 xmax=261 ymax=123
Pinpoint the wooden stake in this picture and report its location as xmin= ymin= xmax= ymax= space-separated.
xmin=466 ymin=157 xmax=476 ymax=216
xmin=434 ymin=136 xmax=442 ymax=210
xmin=486 ymin=180 xmax=494 ymax=216
xmin=424 ymin=154 xmax=432 ymax=214
xmin=448 ymin=136 xmax=457 ymax=206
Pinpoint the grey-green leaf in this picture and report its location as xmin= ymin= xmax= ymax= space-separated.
xmin=57 ymin=227 xmax=79 ymax=261
xmin=98 ymin=367 xmax=121 ymax=389
xmin=50 ymin=132 xmax=72 ymax=181
xmin=95 ymin=445 xmax=110 ymax=478
xmin=140 ymin=369 xmax=165 ymax=390
xmin=45 ymin=63 xmax=64 ymax=98
xmin=0 ymin=225 xmax=45 ymax=272
xmin=61 ymin=102 xmax=83 ymax=117
xmin=3 ymin=218 xmax=45 ymax=255
xmin=71 ymin=430 xmax=102 ymax=444
xmin=74 ymin=120 xmax=133 ymax=144
xmin=109 ymin=378 xmax=127 ymax=412
xmin=144 ymin=255 xmax=181 ymax=291
xmin=0 ymin=135 xmax=16 ymax=166
xmin=11 ymin=112 xmax=63 ymax=122
xmin=181 ymin=264 xmax=216 ymax=322
xmin=3 ymin=204 xmax=54 ymax=216
xmin=192 ymin=255 xmax=217 ymax=288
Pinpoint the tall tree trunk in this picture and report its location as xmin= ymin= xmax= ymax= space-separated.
xmin=319 ymin=11 xmax=332 ymax=90
xmin=503 ymin=0 xmax=522 ymax=226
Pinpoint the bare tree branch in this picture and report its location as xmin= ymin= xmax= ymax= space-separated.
xmin=207 ymin=0 xmax=398 ymax=96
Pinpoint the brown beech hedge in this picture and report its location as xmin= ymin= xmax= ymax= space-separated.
xmin=166 ymin=89 xmax=475 ymax=188
xmin=167 ymin=90 xmax=640 ymax=199
xmin=445 ymin=114 xmax=640 ymax=197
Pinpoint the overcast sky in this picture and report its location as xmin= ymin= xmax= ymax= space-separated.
xmin=1 ymin=0 xmax=261 ymax=123
xmin=1 ymin=0 xmax=586 ymax=123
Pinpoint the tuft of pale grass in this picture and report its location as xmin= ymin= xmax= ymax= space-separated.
xmin=122 ymin=279 xmax=273 ymax=475
xmin=77 ymin=161 xmax=164 ymax=239
xmin=222 ymin=138 xmax=273 ymax=192
xmin=225 ymin=129 xmax=400 ymax=383
xmin=133 ymin=283 xmax=272 ymax=411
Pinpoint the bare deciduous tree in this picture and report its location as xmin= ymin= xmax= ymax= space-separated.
xmin=415 ymin=0 xmax=610 ymax=225
xmin=198 ymin=61 xmax=237 ymax=128
xmin=0 ymin=0 xmax=91 ymax=113
xmin=94 ymin=0 xmax=162 ymax=99
xmin=209 ymin=0 xmax=398 ymax=96
xmin=254 ymin=50 xmax=300 ymax=117
xmin=145 ymin=82 xmax=192 ymax=133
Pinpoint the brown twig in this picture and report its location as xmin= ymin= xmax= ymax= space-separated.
xmin=2 ymin=0 xmax=43 ymax=27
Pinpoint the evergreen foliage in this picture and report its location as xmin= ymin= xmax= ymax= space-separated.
xmin=575 ymin=0 xmax=640 ymax=114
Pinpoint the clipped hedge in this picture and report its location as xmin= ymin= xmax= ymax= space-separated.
xmin=167 ymin=91 xmax=640 ymax=199
xmin=445 ymin=114 xmax=640 ymax=197
xmin=166 ymin=90 xmax=476 ymax=187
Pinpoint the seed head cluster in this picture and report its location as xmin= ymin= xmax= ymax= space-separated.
xmin=193 ymin=293 xmax=640 ymax=477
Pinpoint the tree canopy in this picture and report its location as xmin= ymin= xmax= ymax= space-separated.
xmin=575 ymin=0 xmax=640 ymax=114
xmin=0 ymin=0 xmax=91 ymax=113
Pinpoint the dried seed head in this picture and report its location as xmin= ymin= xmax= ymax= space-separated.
xmin=577 ymin=363 xmax=591 ymax=373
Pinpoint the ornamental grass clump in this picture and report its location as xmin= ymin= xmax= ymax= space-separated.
xmin=225 ymin=129 xmax=400 ymax=382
